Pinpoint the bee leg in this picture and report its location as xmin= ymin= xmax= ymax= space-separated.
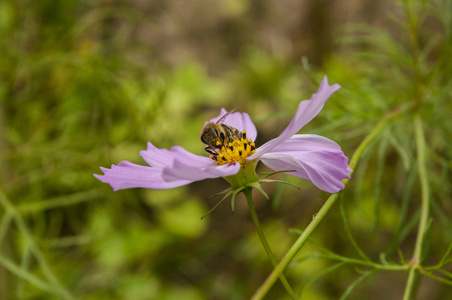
xmin=219 ymin=132 xmax=227 ymax=145
xmin=205 ymin=147 xmax=218 ymax=156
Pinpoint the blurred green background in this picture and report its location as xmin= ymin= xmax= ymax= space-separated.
xmin=1 ymin=0 xmax=451 ymax=299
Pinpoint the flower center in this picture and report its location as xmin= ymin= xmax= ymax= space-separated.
xmin=210 ymin=131 xmax=256 ymax=165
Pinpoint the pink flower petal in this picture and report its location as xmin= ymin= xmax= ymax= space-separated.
xmin=94 ymin=161 xmax=191 ymax=191
xmin=94 ymin=143 xmax=237 ymax=191
xmin=259 ymin=134 xmax=351 ymax=193
xmin=140 ymin=143 xmax=211 ymax=167
xmin=162 ymin=157 xmax=241 ymax=182
xmin=250 ymin=76 xmax=340 ymax=159
xmin=203 ymin=108 xmax=258 ymax=141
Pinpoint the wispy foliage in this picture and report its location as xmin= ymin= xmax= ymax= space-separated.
xmin=0 ymin=0 xmax=451 ymax=299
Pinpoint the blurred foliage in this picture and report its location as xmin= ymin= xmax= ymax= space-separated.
xmin=0 ymin=0 xmax=451 ymax=299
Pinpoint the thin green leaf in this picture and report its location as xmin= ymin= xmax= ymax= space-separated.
xmin=0 ymin=211 xmax=13 ymax=243
xmin=340 ymin=196 xmax=371 ymax=262
xmin=17 ymin=245 xmax=32 ymax=299
xmin=352 ymin=143 xmax=372 ymax=208
xmin=288 ymin=228 xmax=303 ymax=235
xmin=294 ymin=253 xmax=327 ymax=264
xmin=379 ymin=253 xmax=389 ymax=265
xmin=16 ymin=189 xmax=103 ymax=214
xmin=0 ymin=190 xmax=74 ymax=300
xmin=431 ymin=199 xmax=452 ymax=239
xmin=339 ymin=270 xmax=377 ymax=300
xmin=420 ymin=270 xmax=452 ymax=286
xmin=439 ymin=242 xmax=452 ymax=266
xmin=373 ymin=132 xmax=389 ymax=235
xmin=387 ymin=127 xmax=411 ymax=170
xmin=0 ymin=253 xmax=67 ymax=298
xmin=300 ymin=262 xmax=347 ymax=294
xmin=436 ymin=269 xmax=452 ymax=280
xmin=386 ymin=168 xmax=417 ymax=255
xmin=270 ymin=177 xmax=287 ymax=210
xmin=397 ymin=248 xmax=407 ymax=265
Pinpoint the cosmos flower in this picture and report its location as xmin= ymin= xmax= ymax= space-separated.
xmin=94 ymin=76 xmax=351 ymax=194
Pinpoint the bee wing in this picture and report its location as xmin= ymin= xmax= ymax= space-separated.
xmin=215 ymin=107 xmax=237 ymax=124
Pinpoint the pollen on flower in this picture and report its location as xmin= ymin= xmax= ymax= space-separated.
xmin=210 ymin=132 xmax=256 ymax=165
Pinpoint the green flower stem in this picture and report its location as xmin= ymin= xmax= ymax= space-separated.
xmin=243 ymin=188 xmax=297 ymax=300
xmin=252 ymin=110 xmax=402 ymax=300
xmin=403 ymin=114 xmax=430 ymax=300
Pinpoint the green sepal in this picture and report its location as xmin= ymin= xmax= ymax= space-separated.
xmin=230 ymin=187 xmax=244 ymax=213
xmin=203 ymin=186 xmax=246 ymax=218
xmin=259 ymin=179 xmax=300 ymax=190
xmin=203 ymin=163 xmax=298 ymax=217
xmin=202 ymin=190 xmax=234 ymax=220
xmin=210 ymin=187 xmax=233 ymax=199
xmin=249 ymin=182 xmax=269 ymax=199
xmin=258 ymin=169 xmax=295 ymax=179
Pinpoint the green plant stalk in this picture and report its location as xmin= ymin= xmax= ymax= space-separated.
xmin=243 ymin=188 xmax=297 ymax=300
xmin=318 ymin=253 xmax=409 ymax=271
xmin=0 ymin=253 xmax=67 ymax=298
xmin=252 ymin=110 xmax=400 ymax=300
xmin=0 ymin=189 xmax=74 ymax=300
xmin=16 ymin=189 xmax=104 ymax=214
xmin=0 ymin=100 xmax=5 ymax=185
xmin=403 ymin=114 xmax=430 ymax=300
xmin=419 ymin=269 xmax=452 ymax=286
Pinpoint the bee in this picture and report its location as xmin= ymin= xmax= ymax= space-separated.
xmin=200 ymin=109 xmax=244 ymax=156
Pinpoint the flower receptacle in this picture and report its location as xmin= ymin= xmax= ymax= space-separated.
xmin=224 ymin=160 xmax=259 ymax=190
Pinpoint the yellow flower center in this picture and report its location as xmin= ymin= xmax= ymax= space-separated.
xmin=210 ymin=132 xmax=256 ymax=165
